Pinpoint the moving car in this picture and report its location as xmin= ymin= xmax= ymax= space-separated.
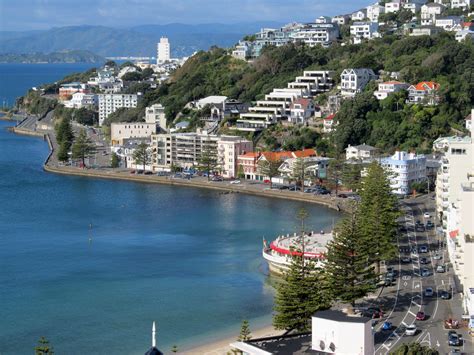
xmin=405 ymin=324 xmax=417 ymax=336
xmin=382 ymin=321 xmax=392 ymax=331
xmin=440 ymin=290 xmax=451 ymax=300
xmin=424 ymin=287 xmax=434 ymax=297
xmin=436 ymin=265 xmax=446 ymax=273
xmin=421 ymin=268 xmax=430 ymax=277
xmin=416 ymin=311 xmax=426 ymax=321
xmin=230 ymin=180 xmax=241 ymax=184
xmin=419 ymin=246 xmax=428 ymax=253
xmin=424 ymin=212 xmax=430 ymax=218
xmin=448 ymin=332 xmax=461 ymax=346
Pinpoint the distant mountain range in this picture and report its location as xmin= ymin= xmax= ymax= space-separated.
xmin=0 ymin=23 xmax=282 ymax=59
xmin=0 ymin=50 xmax=104 ymax=63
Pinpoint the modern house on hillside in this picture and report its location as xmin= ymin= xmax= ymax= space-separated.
xmin=340 ymin=68 xmax=377 ymax=97
xmin=407 ymin=81 xmax=441 ymax=105
xmin=374 ymin=81 xmax=409 ymax=100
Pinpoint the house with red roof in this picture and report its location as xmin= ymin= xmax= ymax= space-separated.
xmin=407 ymin=81 xmax=441 ymax=106
xmin=289 ymin=98 xmax=316 ymax=124
xmin=323 ymin=113 xmax=337 ymax=133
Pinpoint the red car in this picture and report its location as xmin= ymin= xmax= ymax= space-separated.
xmin=416 ymin=311 xmax=426 ymax=321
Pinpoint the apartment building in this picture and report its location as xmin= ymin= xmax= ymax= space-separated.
xmin=351 ymin=9 xmax=367 ymax=21
xmin=385 ymin=1 xmax=402 ymax=13
xmin=157 ymin=37 xmax=170 ymax=63
xmin=350 ymin=22 xmax=379 ymax=43
xmin=451 ymin=0 xmax=471 ymax=9
xmin=435 ymin=16 xmax=463 ymax=31
xmin=421 ymin=3 xmax=445 ymax=26
xmin=381 ymin=151 xmax=427 ymax=195
xmin=217 ymin=137 xmax=253 ymax=179
xmin=410 ymin=25 xmax=443 ymax=36
xmin=367 ymin=3 xmax=385 ymax=22
xmin=145 ymin=103 xmax=167 ymax=132
xmin=374 ymin=81 xmax=410 ymax=100
xmin=340 ymin=68 xmax=378 ymax=97
xmin=345 ymin=144 xmax=379 ymax=161
xmin=63 ymin=92 xmax=97 ymax=109
xmin=98 ymin=93 xmax=142 ymax=126
xmin=332 ymin=15 xmax=350 ymax=25
xmin=289 ymin=98 xmax=316 ymax=124
xmin=110 ymin=123 xmax=156 ymax=146
xmin=290 ymin=23 xmax=339 ymax=47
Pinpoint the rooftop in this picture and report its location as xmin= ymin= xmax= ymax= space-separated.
xmin=237 ymin=332 xmax=318 ymax=354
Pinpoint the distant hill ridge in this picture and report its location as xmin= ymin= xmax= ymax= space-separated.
xmin=0 ymin=50 xmax=104 ymax=63
xmin=0 ymin=22 xmax=282 ymax=58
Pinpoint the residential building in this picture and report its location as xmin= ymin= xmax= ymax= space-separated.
xmin=323 ymin=113 xmax=337 ymax=133
xmin=232 ymin=41 xmax=251 ymax=60
xmin=374 ymin=81 xmax=410 ymax=100
xmin=332 ymin=14 xmax=350 ymax=25
xmin=217 ymin=137 xmax=253 ymax=178
xmin=290 ymin=23 xmax=340 ymax=47
xmin=407 ymin=81 xmax=441 ymax=105
xmin=381 ymin=151 xmax=427 ymax=195
xmin=351 ymin=9 xmax=368 ymax=21
xmin=435 ymin=16 xmax=463 ymax=31
xmin=231 ymin=310 xmax=374 ymax=355
xmin=110 ymin=122 xmax=156 ymax=146
xmin=421 ymin=3 xmax=445 ymax=26
xmin=58 ymin=82 xmax=89 ymax=101
xmin=385 ymin=1 xmax=402 ymax=13
xmin=289 ymin=98 xmax=315 ymax=124
xmin=278 ymin=156 xmax=331 ymax=183
xmin=98 ymin=93 xmax=142 ymax=126
xmin=145 ymin=103 xmax=167 ymax=132
xmin=403 ymin=2 xmax=423 ymax=13
xmin=451 ymin=0 xmax=471 ymax=9
xmin=455 ymin=29 xmax=474 ymax=42
xmin=340 ymin=68 xmax=377 ymax=97
xmin=208 ymin=100 xmax=249 ymax=122
xmin=237 ymin=152 xmax=261 ymax=180
xmin=63 ymin=92 xmax=97 ymax=109
xmin=248 ymin=24 xmax=300 ymax=58
xmin=112 ymin=138 xmax=153 ymax=170
xmin=118 ymin=65 xmax=138 ymax=79
xmin=410 ymin=25 xmax=444 ymax=36
xmin=367 ymin=3 xmax=385 ymax=22
xmin=195 ymin=96 xmax=228 ymax=110
xmin=345 ymin=144 xmax=379 ymax=161
xmin=350 ymin=22 xmax=379 ymax=43
xmin=157 ymin=37 xmax=171 ymax=63
xmin=287 ymin=70 xmax=335 ymax=96
xmin=315 ymin=16 xmax=332 ymax=24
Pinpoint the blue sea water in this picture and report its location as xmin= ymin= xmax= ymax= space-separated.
xmin=0 ymin=63 xmax=98 ymax=108
xmin=0 ymin=120 xmax=340 ymax=354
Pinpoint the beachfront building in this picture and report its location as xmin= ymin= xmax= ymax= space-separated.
xmin=381 ymin=151 xmax=427 ymax=195
xmin=231 ymin=310 xmax=374 ymax=355
xmin=237 ymin=152 xmax=261 ymax=181
xmin=63 ymin=92 xmax=98 ymax=109
xmin=374 ymin=81 xmax=410 ymax=100
xmin=421 ymin=3 xmax=445 ymax=26
xmin=367 ymin=3 xmax=385 ymax=22
xmin=340 ymin=68 xmax=377 ymax=98
xmin=98 ymin=93 xmax=142 ymax=126
xmin=217 ymin=137 xmax=253 ymax=179
xmin=157 ymin=37 xmax=171 ymax=63
xmin=110 ymin=122 xmax=157 ymax=146
xmin=58 ymin=82 xmax=89 ymax=101
xmin=350 ymin=22 xmax=379 ymax=43
xmin=145 ymin=103 xmax=167 ymax=132
xmin=278 ymin=156 xmax=331 ymax=183
xmin=407 ymin=81 xmax=441 ymax=105
xmin=289 ymin=22 xmax=340 ymax=47
xmin=345 ymin=144 xmax=379 ymax=161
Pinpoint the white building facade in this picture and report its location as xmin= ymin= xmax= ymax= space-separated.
xmin=145 ymin=103 xmax=167 ymax=131
xmin=350 ymin=22 xmax=379 ymax=43
xmin=381 ymin=151 xmax=427 ymax=195
xmin=110 ymin=123 xmax=156 ymax=146
xmin=217 ymin=137 xmax=253 ymax=179
xmin=340 ymin=68 xmax=377 ymax=97
xmin=157 ymin=37 xmax=171 ymax=63
xmin=374 ymin=81 xmax=410 ymax=100
xmin=98 ymin=93 xmax=142 ymax=126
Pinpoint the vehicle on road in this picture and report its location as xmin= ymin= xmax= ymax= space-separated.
xmin=382 ymin=321 xmax=392 ymax=331
xmin=416 ymin=311 xmax=426 ymax=321
xmin=436 ymin=265 xmax=446 ymax=273
xmin=419 ymin=246 xmax=428 ymax=253
xmin=448 ymin=332 xmax=461 ymax=346
xmin=424 ymin=287 xmax=434 ymax=297
xmin=426 ymin=220 xmax=434 ymax=229
xmin=405 ymin=324 xmax=417 ymax=336
xmin=211 ymin=176 xmax=224 ymax=182
xmin=420 ymin=257 xmax=430 ymax=264
xmin=433 ymin=253 xmax=442 ymax=260
xmin=401 ymin=256 xmax=411 ymax=264
xmin=424 ymin=212 xmax=430 ymax=218
xmin=230 ymin=180 xmax=241 ymax=184
xmin=421 ymin=268 xmax=431 ymax=277
xmin=364 ymin=307 xmax=384 ymax=319
xmin=263 ymin=179 xmax=271 ymax=184
xmin=279 ymin=185 xmax=289 ymax=190
xmin=440 ymin=290 xmax=451 ymax=300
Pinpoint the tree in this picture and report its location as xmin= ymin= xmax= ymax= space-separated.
xmin=327 ymin=158 xmax=344 ymax=195
xmin=237 ymin=164 xmax=245 ymax=179
xmin=323 ymin=204 xmax=377 ymax=308
xmin=292 ymin=158 xmax=313 ymax=191
xmin=342 ymin=163 xmax=363 ymax=192
xmin=35 ymin=336 xmax=54 ymax=355
xmin=55 ymin=117 xmax=74 ymax=147
xmin=122 ymin=71 xmax=143 ymax=82
xmin=111 ymin=152 xmax=121 ymax=168
xmin=57 ymin=140 xmax=70 ymax=162
xmin=358 ymin=162 xmax=400 ymax=274
xmin=258 ymin=156 xmax=281 ymax=188
xmin=273 ymin=209 xmax=330 ymax=331
xmin=390 ymin=342 xmax=439 ymax=355
xmin=132 ymin=142 xmax=151 ymax=171
xmin=73 ymin=107 xmax=96 ymax=126
xmin=238 ymin=320 xmax=252 ymax=341
xmin=71 ymin=129 xmax=96 ymax=168
xmin=196 ymin=141 xmax=219 ymax=180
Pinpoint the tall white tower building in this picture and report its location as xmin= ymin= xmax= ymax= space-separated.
xmin=157 ymin=37 xmax=170 ymax=64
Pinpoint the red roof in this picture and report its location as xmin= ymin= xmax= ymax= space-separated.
xmin=449 ymin=230 xmax=459 ymax=238
xmin=293 ymin=149 xmax=317 ymax=158
xmin=260 ymin=149 xmax=318 ymax=161
xmin=324 ymin=113 xmax=336 ymax=121
xmin=413 ymin=81 xmax=440 ymax=91
xmin=238 ymin=152 xmax=260 ymax=159
xmin=382 ymin=81 xmax=405 ymax=85
xmin=462 ymin=22 xmax=474 ymax=28
xmin=290 ymin=98 xmax=313 ymax=110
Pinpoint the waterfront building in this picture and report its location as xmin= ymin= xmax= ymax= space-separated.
xmin=110 ymin=122 xmax=157 ymax=146
xmin=63 ymin=92 xmax=98 ymax=109
xmin=237 ymin=152 xmax=261 ymax=180
xmin=381 ymin=151 xmax=427 ymax=195
xmin=58 ymin=82 xmax=89 ymax=101
xmin=111 ymin=138 xmax=153 ymax=170
xmin=367 ymin=3 xmax=385 ymax=22
xmin=407 ymin=81 xmax=441 ymax=105
xmin=157 ymin=37 xmax=171 ymax=63
xmin=374 ymin=81 xmax=410 ymax=100
xmin=277 ymin=156 xmax=331 ymax=183
xmin=350 ymin=22 xmax=379 ymax=43
xmin=345 ymin=144 xmax=379 ymax=161
xmin=421 ymin=3 xmax=445 ymax=26
xmin=340 ymin=68 xmax=377 ymax=98
xmin=145 ymin=103 xmax=167 ymax=132
xmin=217 ymin=137 xmax=253 ymax=179
xmin=98 ymin=93 xmax=142 ymax=126
xmin=231 ymin=310 xmax=374 ymax=355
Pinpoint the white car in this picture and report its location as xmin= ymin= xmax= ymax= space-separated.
xmin=230 ymin=180 xmax=241 ymax=184
xmin=433 ymin=253 xmax=442 ymax=260
xmin=423 ymin=212 xmax=430 ymax=218
xmin=405 ymin=324 xmax=417 ymax=336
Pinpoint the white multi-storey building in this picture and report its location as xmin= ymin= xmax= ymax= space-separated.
xmin=345 ymin=144 xmax=379 ymax=161
xmin=217 ymin=137 xmax=253 ymax=178
xmin=421 ymin=3 xmax=445 ymax=25
xmin=367 ymin=3 xmax=385 ymax=22
xmin=385 ymin=1 xmax=402 ymax=13
xmin=110 ymin=122 xmax=156 ymax=146
xmin=98 ymin=93 xmax=142 ymax=126
xmin=374 ymin=81 xmax=410 ymax=100
xmin=451 ymin=0 xmax=471 ymax=9
xmin=63 ymin=92 xmax=98 ymax=109
xmin=332 ymin=15 xmax=350 ymax=25
xmin=145 ymin=103 xmax=167 ymax=131
xmin=290 ymin=23 xmax=339 ymax=47
xmin=381 ymin=151 xmax=427 ymax=195
xmin=351 ymin=9 xmax=368 ymax=21
xmin=340 ymin=68 xmax=377 ymax=97
xmin=157 ymin=37 xmax=171 ymax=63
xmin=435 ymin=16 xmax=463 ymax=31
xmin=350 ymin=22 xmax=379 ymax=43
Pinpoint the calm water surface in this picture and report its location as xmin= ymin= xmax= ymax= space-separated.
xmin=0 ymin=122 xmax=340 ymax=354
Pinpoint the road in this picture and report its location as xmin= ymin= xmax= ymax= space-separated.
xmin=371 ymin=194 xmax=472 ymax=354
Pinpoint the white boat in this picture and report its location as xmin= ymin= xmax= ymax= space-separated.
xmin=262 ymin=231 xmax=333 ymax=275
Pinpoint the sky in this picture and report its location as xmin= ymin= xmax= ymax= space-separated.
xmin=0 ymin=0 xmax=370 ymax=31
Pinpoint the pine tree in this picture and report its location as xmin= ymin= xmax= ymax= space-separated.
xmin=35 ymin=336 xmax=54 ymax=355
xmin=132 ymin=142 xmax=151 ymax=171
xmin=57 ymin=140 xmax=70 ymax=162
xmin=55 ymin=117 xmax=73 ymax=147
xmin=342 ymin=163 xmax=362 ymax=192
xmin=196 ymin=140 xmax=218 ymax=180
xmin=291 ymin=157 xmax=312 ymax=191
xmin=71 ymin=129 xmax=96 ymax=168
xmin=323 ymin=203 xmax=377 ymax=308
xmin=258 ymin=157 xmax=281 ymax=188
xmin=327 ymin=158 xmax=344 ymax=195
xmin=358 ymin=162 xmax=400 ymax=274
xmin=111 ymin=152 xmax=120 ymax=168
xmin=238 ymin=320 xmax=252 ymax=341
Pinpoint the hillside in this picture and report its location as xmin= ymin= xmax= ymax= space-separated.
xmin=0 ymin=23 xmax=281 ymax=58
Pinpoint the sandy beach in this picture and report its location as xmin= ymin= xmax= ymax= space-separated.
xmin=181 ymin=324 xmax=282 ymax=355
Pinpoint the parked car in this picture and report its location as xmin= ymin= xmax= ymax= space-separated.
xmin=382 ymin=321 xmax=392 ymax=331
xmin=230 ymin=180 xmax=241 ymax=184
xmin=288 ymin=186 xmax=298 ymax=191
xmin=424 ymin=212 xmax=431 ymax=219
xmin=144 ymin=171 xmax=153 ymax=175
xmin=420 ymin=257 xmax=430 ymax=264
xmin=448 ymin=332 xmax=461 ymax=346
xmin=364 ymin=307 xmax=384 ymax=319
xmin=426 ymin=220 xmax=434 ymax=229
xmin=279 ymin=185 xmax=289 ymax=190
xmin=421 ymin=268 xmax=430 ymax=277
xmin=129 ymin=170 xmax=136 ymax=174
xmin=436 ymin=265 xmax=446 ymax=273
xmin=405 ymin=324 xmax=417 ymax=336
xmin=416 ymin=311 xmax=426 ymax=321
xmin=424 ymin=287 xmax=434 ymax=297
xmin=440 ymin=290 xmax=451 ymax=300
xmin=401 ymin=256 xmax=411 ymax=264
xmin=136 ymin=170 xmax=144 ymax=174
xmin=263 ymin=179 xmax=271 ymax=184
xmin=433 ymin=253 xmax=442 ymax=260
xmin=419 ymin=246 xmax=428 ymax=253
xmin=211 ymin=176 xmax=223 ymax=182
